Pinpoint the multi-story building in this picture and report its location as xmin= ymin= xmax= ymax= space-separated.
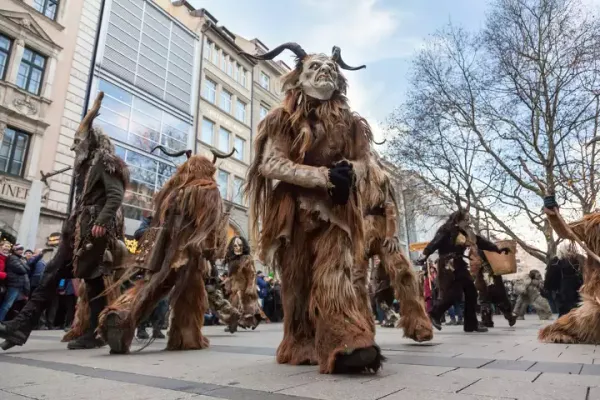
xmin=87 ymin=0 xmax=201 ymax=236
xmin=0 ymin=0 xmax=103 ymax=245
xmin=196 ymin=10 xmax=255 ymax=239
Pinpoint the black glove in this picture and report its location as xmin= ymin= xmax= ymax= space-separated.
xmin=328 ymin=161 xmax=355 ymax=205
xmin=499 ymin=247 xmax=511 ymax=255
xmin=544 ymin=195 xmax=558 ymax=210
xmin=416 ymin=255 xmax=428 ymax=266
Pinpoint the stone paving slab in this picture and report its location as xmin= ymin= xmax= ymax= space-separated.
xmin=1 ymin=319 xmax=598 ymax=400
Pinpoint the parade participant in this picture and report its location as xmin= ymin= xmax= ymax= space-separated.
xmin=99 ymin=147 xmax=235 ymax=354
xmin=360 ymin=153 xmax=432 ymax=340
xmin=0 ymin=92 xmax=128 ymax=351
xmin=544 ymin=244 xmax=583 ymax=317
xmin=418 ymin=204 xmax=511 ymax=333
xmin=539 ymin=194 xmax=600 ymax=343
xmin=224 ymin=236 xmax=261 ymax=330
xmin=513 ymin=269 xmax=552 ymax=320
xmin=474 ymin=247 xmax=517 ymax=327
xmin=371 ymin=255 xmax=398 ymax=328
xmin=243 ymin=42 xmax=383 ymax=374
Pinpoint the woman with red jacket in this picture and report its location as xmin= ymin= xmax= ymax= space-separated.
xmin=0 ymin=241 xmax=10 ymax=281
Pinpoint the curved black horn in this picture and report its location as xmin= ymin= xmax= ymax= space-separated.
xmin=151 ymin=145 xmax=192 ymax=159
xmin=211 ymin=148 xmax=237 ymax=164
xmin=373 ymin=138 xmax=387 ymax=145
xmin=240 ymin=42 xmax=307 ymax=62
xmin=331 ymin=46 xmax=366 ymax=71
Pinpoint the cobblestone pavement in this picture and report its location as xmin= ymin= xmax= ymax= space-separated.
xmin=0 ymin=317 xmax=598 ymax=400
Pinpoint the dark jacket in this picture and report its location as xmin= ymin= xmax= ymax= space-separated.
xmin=28 ymin=254 xmax=46 ymax=288
xmin=256 ymin=276 xmax=269 ymax=299
xmin=134 ymin=216 xmax=153 ymax=241
xmin=5 ymin=255 xmax=30 ymax=294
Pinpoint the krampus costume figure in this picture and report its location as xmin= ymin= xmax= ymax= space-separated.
xmin=99 ymin=147 xmax=235 ymax=354
xmin=539 ymin=195 xmax=600 ymax=343
xmin=419 ymin=207 xmax=511 ymax=333
xmin=243 ymin=43 xmax=383 ymax=374
xmin=360 ymin=153 xmax=432 ymax=340
xmin=513 ymin=270 xmax=552 ymax=320
xmin=474 ymin=249 xmax=517 ymax=328
xmin=224 ymin=236 xmax=261 ymax=330
xmin=0 ymin=92 xmax=128 ymax=351
xmin=544 ymin=246 xmax=583 ymax=317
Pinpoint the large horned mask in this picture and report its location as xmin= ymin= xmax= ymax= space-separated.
xmin=71 ymin=91 xmax=104 ymax=168
xmin=240 ymin=43 xmax=365 ymax=101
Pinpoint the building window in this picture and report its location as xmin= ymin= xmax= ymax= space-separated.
xmin=260 ymin=71 xmax=270 ymax=90
xmin=220 ymin=90 xmax=232 ymax=113
xmin=235 ymin=99 xmax=246 ymax=122
xmin=96 ymin=79 xmax=192 ymax=155
xmin=114 ymin=145 xmax=175 ymax=221
xmin=221 ymin=52 xmax=227 ymax=72
xmin=241 ymin=69 xmax=248 ymax=88
xmin=0 ymin=34 xmax=11 ymax=80
xmin=227 ymin=59 xmax=233 ymax=76
xmin=233 ymin=177 xmax=244 ymax=205
xmin=203 ymin=78 xmax=216 ymax=104
xmin=0 ymin=127 xmax=29 ymax=177
xmin=212 ymin=46 xmax=219 ymax=65
xmin=17 ymin=48 xmax=46 ymax=95
xmin=260 ymin=105 xmax=269 ymax=120
xmin=234 ymin=63 xmax=239 ymax=82
xmin=217 ymin=169 xmax=229 ymax=199
xmin=218 ymin=127 xmax=230 ymax=153
xmin=233 ymin=136 xmax=245 ymax=161
xmin=201 ymin=118 xmax=214 ymax=145
xmin=204 ymin=38 xmax=212 ymax=60
xmin=33 ymin=0 xmax=58 ymax=20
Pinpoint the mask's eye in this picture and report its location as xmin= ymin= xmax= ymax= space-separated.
xmin=310 ymin=62 xmax=320 ymax=70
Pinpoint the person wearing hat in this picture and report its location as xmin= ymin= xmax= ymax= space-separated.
xmin=0 ymin=244 xmax=30 ymax=321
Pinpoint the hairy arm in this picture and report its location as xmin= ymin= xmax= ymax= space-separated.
xmin=476 ymin=235 xmax=502 ymax=253
xmin=260 ymin=136 xmax=330 ymax=189
xmin=423 ymin=229 xmax=447 ymax=258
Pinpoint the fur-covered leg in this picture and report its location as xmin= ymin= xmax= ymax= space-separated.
xmin=167 ymin=266 xmax=209 ymax=351
xmin=312 ymin=227 xmax=381 ymax=374
xmin=382 ymin=250 xmax=433 ymax=342
xmin=533 ymin=295 xmax=553 ymax=320
xmin=539 ymin=294 xmax=600 ymax=344
xmin=62 ymin=280 xmax=89 ymax=342
xmin=356 ymin=256 xmax=376 ymax=334
xmin=276 ymin=228 xmax=317 ymax=366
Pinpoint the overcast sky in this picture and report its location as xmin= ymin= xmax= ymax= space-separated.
xmin=191 ymin=0 xmax=490 ymax=140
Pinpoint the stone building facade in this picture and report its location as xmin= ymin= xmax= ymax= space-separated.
xmin=0 ymin=0 xmax=102 ymax=246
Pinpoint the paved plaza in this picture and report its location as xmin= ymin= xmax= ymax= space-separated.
xmin=0 ymin=317 xmax=598 ymax=400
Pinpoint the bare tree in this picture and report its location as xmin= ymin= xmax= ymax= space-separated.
xmin=387 ymin=0 xmax=600 ymax=262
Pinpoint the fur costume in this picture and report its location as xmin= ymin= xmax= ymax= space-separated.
xmin=474 ymin=248 xmax=517 ymax=328
xmin=513 ymin=270 xmax=552 ymax=320
xmin=99 ymin=147 xmax=234 ymax=353
xmin=421 ymin=209 xmax=510 ymax=333
xmin=360 ymin=154 xmax=432 ymax=341
xmin=0 ymin=92 xmax=128 ymax=351
xmin=243 ymin=43 xmax=383 ymax=374
xmin=224 ymin=236 xmax=261 ymax=329
xmin=539 ymin=209 xmax=600 ymax=344
xmin=544 ymin=248 xmax=583 ymax=317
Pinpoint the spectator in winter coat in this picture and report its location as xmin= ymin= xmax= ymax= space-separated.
xmin=0 ymin=242 xmax=9 ymax=282
xmin=24 ymin=249 xmax=47 ymax=293
xmin=0 ymin=245 xmax=30 ymax=321
xmin=256 ymin=271 xmax=269 ymax=308
xmin=134 ymin=216 xmax=153 ymax=241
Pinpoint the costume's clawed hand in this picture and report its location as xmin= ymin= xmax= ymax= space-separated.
xmin=544 ymin=195 xmax=558 ymax=210
xmin=328 ymin=161 xmax=355 ymax=205
xmin=416 ymin=255 xmax=428 ymax=266
xmin=383 ymin=236 xmax=401 ymax=253
xmin=499 ymin=247 xmax=511 ymax=255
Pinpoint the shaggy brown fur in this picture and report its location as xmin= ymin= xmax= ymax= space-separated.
xmin=98 ymin=155 xmax=222 ymax=353
xmin=228 ymin=254 xmax=260 ymax=327
xmin=360 ymin=156 xmax=432 ymax=342
xmin=539 ymin=210 xmax=600 ymax=344
xmin=245 ymin=76 xmax=379 ymax=373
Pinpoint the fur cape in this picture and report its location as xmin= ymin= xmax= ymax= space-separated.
xmin=244 ymin=88 xmax=373 ymax=267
